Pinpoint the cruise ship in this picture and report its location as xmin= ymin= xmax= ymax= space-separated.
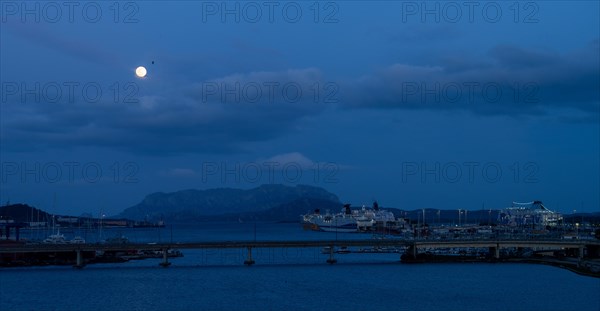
xmin=302 ymin=204 xmax=358 ymax=232
xmin=302 ymin=202 xmax=406 ymax=233
xmin=497 ymin=201 xmax=563 ymax=227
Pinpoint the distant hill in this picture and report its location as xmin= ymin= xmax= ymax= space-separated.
xmin=0 ymin=204 xmax=52 ymax=223
xmin=6 ymin=192 xmax=598 ymax=225
xmin=0 ymin=203 xmax=159 ymax=228
xmin=117 ymin=184 xmax=341 ymax=222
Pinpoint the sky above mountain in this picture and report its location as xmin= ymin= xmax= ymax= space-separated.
xmin=1 ymin=1 xmax=598 ymax=216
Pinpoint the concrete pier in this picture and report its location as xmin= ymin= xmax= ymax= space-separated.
xmin=326 ymin=246 xmax=337 ymax=264
xmin=244 ymin=247 xmax=255 ymax=265
xmin=73 ymin=249 xmax=85 ymax=269
xmin=159 ymin=249 xmax=171 ymax=267
xmin=408 ymin=245 xmax=417 ymax=259
xmin=488 ymin=244 xmax=500 ymax=259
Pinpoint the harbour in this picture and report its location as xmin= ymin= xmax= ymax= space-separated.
xmin=2 ymin=201 xmax=599 ymax=276
xmin=1 ymin=222 xmax=599 ymax=311
xmin=2 ymin=233 xmax=600 ymax=277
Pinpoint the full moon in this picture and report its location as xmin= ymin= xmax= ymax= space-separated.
xmin=135 ymin=66 xmax=147 ymax=78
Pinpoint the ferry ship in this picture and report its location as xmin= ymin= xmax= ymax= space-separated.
xmin=302 ymin=202 xmax=406 ymax=233
xmin=303 ymin=204 xmax=358 ymax=232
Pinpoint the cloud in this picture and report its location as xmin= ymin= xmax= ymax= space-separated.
xmin=488 ymin=45 xmax=561 ymax=69
xmin=2 ymin=40 xmax=597 ymax=157
xmin=386 ymin=24 xmax=461 ymax=43
xmin=160 ymin=168 xmax=197 ymax=177
xmin=3 ymin=21 xmax=121 ymax=67
xmin=0 ymin=68 xmax=330 ymax=155
xmin=262 ymin=152 xmax=315 ymax=169
xmin=341 ymin=41 xmax=600 ymax=120
xmin=259 ymin=152 xmax=352 ymax=172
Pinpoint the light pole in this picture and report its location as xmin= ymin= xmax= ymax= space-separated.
xmin=422 ymin=209 xmax=426 ymax=239
xmin=99 ymin=213 xmax=105 ymax=242
xmin=458 ymin=209 xmax=461 ymax=227
xmin=417 ymin=211 xmax=421 ymax=240
xmin=580 ymin=201 xmax=584 ymax=229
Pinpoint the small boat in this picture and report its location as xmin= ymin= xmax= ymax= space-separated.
xmin=43 ymin=229 xmax=67 ymax=244
xmin=321 ymin=246 xmax=333 ymax=254
xmin=336 ymin=246 xmax=351 ymax=254
xmin=70 ymin=236 xmax=86 ymax=244
xmin=357 ymin=246 xmax=405 ymax=254
xmin=104 ymin=235 xmax=129 ymax=244
xmin=321 ymin=246 xmax=352 ymax=254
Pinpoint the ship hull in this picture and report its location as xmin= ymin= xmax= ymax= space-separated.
xmin=318 ymin=226 xmax=358 ymax=233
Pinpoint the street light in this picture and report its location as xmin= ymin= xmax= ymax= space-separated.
xmin=99 ymin=213 xmax=106 ymax=242
xmin=422 ymin=209 xmax=426 ymax=240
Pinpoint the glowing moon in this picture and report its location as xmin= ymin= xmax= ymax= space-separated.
xmin=135 ymin=66 xmax=147 ymax=78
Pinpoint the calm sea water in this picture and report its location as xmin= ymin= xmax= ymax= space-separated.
xmin=2 ymin=223 xmax=599 ymax=311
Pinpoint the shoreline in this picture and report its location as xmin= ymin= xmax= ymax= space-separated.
xmin=401 ymin=255 xmax=600 ymax=278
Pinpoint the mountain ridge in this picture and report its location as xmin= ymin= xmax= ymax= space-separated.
xmin=117 ymin=184 xmax=341 ymax=221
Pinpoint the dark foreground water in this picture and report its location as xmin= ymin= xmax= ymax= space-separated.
xmin=2 ymin=223 xmax=599 ymax=311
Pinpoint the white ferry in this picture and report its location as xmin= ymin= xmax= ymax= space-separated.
xmin=302 ymin=202 xmax=406 ymax=233
xmin=304 ymin=205 xmax=358 ymax=232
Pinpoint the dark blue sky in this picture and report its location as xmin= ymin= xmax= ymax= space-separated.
xmin=1 ymin=1 xmax=598 ymax=216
